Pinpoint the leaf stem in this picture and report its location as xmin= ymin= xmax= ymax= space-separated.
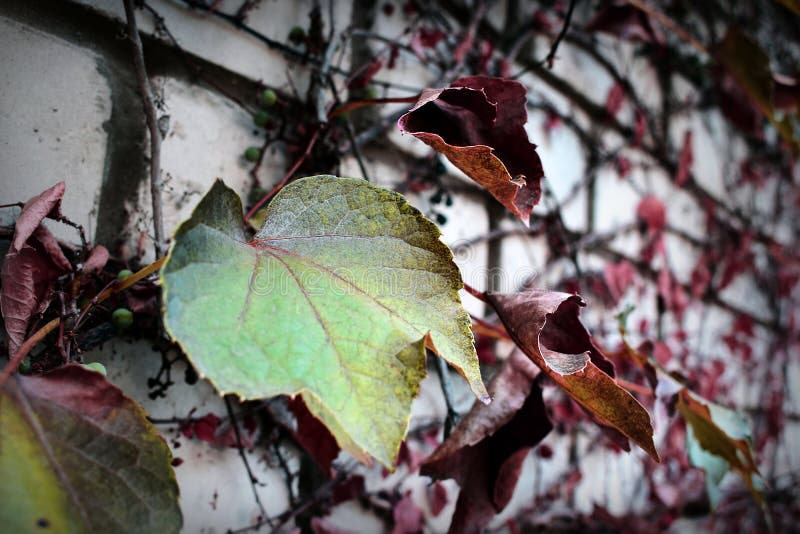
xmin=462 ymin=282 xmax=488 ymax=302
xmin=434 ymin=354 xmax=460 ymax=439
xmin=328 ymin=95 xmax=419 ymax=119
xmin=0 ymin=318 xmax=61 ymax=387
xmin=224 ymin=395 xmax=271 ymax=528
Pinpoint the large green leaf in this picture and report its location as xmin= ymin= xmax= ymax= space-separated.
xmin=0 ymin=364 xmax=182 ymax=533
xmin=161 ymin=176 xmax=487 ymax=467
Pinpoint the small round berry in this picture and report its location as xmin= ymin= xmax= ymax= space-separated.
xmin=244 ymin=146 xmax=260 ymax=162
xmin=112 ymin=308 xmax=134 ymax=332
xmin=253 ymin=111 xmax=271 ymax=128
xmin=288 ymin=26 xmax=306 ymax=44
xmin=117 ymin=269 xmax=133 ymax=281
xmin=260 ymin=88 xmax=277 ymax=108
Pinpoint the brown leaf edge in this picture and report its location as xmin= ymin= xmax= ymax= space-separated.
xmin=422 ymin=351 xmax=552 ymax=534
xmin=485 ymin=289 xmax=660 ymax=462
xmin=398 ymin=76 xmax=544 ymax=225
xmin=1 ymin=364 xmax=182 ymax=531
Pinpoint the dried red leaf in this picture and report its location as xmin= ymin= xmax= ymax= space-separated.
xmin=421 ymin=351 xmax=552 ymax=534
xmin=331 ymin=474 xmax=364 ymax=504
xmin=690 ymin=254 xmax=712 ymax=298
xmin=615 ymin=156 xmax=632 ymax=178
xmin=715 ymin=69 xmax=764 ymax=137
xmin=536 ymin=443 xmax=553 ymax=459
xmin=2 ymin=183 xmax=72 ymax=355
xmin=584 ymin=2 xmax=663 ymax=44
xmin=603 ymin=260 xmax=636 ymax=304
xmin=11 ymin=182 xmax=65 ymax=252
xmin=485 ymin=290 xmax=659 ymax=461
xmin=633 ymin=108 xmax=648 ymax=147
xmin=605 ymin=82 xmax=625 ymax=117
xmin=348 ymin=58 xmax=384 ymax=90
xmin=289 ymin=396 xmax=340 ymax=475
xmin=409 ymin=27 xmax=445 ymax=59
xmin=31 ymin=226 xmax=71 ymax=272
xmin=674 ymin=130 xmax=693 ymax=187
xmin=659 ymin=268 xmax=688 ymax=319
xmin=399 ymin=76 xmax=544 ymax=225
xmin=530 ymin=9 xmax=553 ymax=33
xmin=392 ymin=491 xmax=424 ymax=534
xmin=180 ymin=413 xmax=221 ymax=442
xmin=636 ymin=195 xmax=666 ymax=233
xmin=1 ymin=244 xmax=66 ymax=355
xmin=82 ymin=245 xmax=109 ymax=274
xmin=428 ymin=480 xmax=449 ymax=516
xmin=180 ymin=413 xmax=255 ymax=449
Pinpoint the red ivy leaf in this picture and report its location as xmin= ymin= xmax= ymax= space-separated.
xmin=636 ymin=195 xmax=667 ymax=233
xmin=180 ymin=413 xmax=221 ymax=443
xmin=633 ymin=108 xmax=648 ymax=147
xmin=392 ymin=491 xmax=424 ymax=534
xmin=603 ymin=260 xmax=636 ymax=304
xmin=605 ymin=82 xmax=626 ymax=117
xmin=485 ymin=290 xmax=659 ymax=461
xmin=82 ymin=245 xmax=109 ymax=274
xmin=421 ymin=351 xmax=552 ymax=534
xmin=11 ymin=182 xmax=65 ymax=252
xmin=348 ymin=58 xmax=384 ymax=90
xmin=675 ymin=130 xmax=693 ymax=187
xmin=584 ymin=1 xmax=663 ymax=44
xmin=1 ymin=184 xmax=72 ymax=355
xmin=289 ymin=396 xmax=340 ymax=475
xmin=428 ymin=481 xmax=449 ymax=516
xmin=399 ymin=76 xmax=544 ymax=225
xmin=180 ymin=412 xmax=255 ymax=449
xmin=657 ymin=268 xmax=688 ymax=320
xmin=616 ymin=156 xmax=632 ymax=178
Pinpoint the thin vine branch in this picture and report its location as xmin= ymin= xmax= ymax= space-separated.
xmin=122 ymin=0 xmax=166 ymax=258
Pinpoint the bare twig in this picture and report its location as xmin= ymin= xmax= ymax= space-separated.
xmin=122 ymin=0 xmax=165 ymax=258
xmin=244 ymin=128 xmax=323 ymax=221
xmin=175 ymin=0 xmax=425 ymax=94
xmin=542 ymin=0 xmax=577 ymax=69
xmin=224 ymin=395 xmax=271 ymax=529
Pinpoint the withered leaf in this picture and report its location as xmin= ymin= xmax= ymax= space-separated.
xmin=485 ymin=290 xmax=659 ymax=461
xmin=422 ymin=351 xmax=552 ymax=534
xmin=398 ymin=76 xmax=544 ymax=225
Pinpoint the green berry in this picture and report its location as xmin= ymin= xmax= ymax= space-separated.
xmin=82 ymin=362 xmax=107 ymax=376
xmin=253 ymin=111 xmax=271 ymax=128
xmin=244 ymin=146 xmax=260 ymax=162
xmin=112 ymin=308 xmax=134 ymax=332
xmin=288 ymin=26 xmax=306 ymax=44
xmin=260 ymin=88 xmax=277 ymax=108
xmin=117 ymin=269 xmax=133 ymax=282
xmin=18 ymin=357 xmax=31 ymax=374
